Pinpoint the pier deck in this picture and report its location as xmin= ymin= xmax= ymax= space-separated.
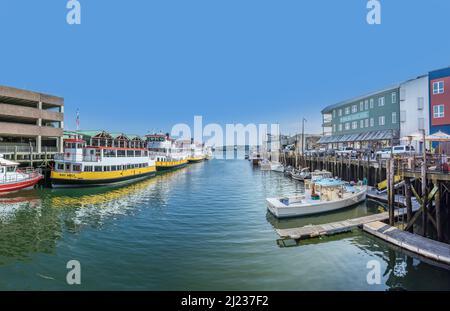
xmin=363 ymin=221 xmax=450 ymax=265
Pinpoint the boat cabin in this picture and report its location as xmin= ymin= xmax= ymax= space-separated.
xmin=54 ymin=132 xmax=149 ymax=174
xmin=0 ymin=155 xmax=19 ymax=182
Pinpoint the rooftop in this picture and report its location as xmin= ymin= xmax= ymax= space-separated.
xmin=0 ymin=85 xmax=64 ymax=108
xmin=321 ymin=84 xmax=400 ymax=114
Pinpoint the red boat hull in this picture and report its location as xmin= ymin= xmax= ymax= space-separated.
xmin=0 ymin=175 xmax=43 ymax=193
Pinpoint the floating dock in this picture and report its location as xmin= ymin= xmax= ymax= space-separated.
xmin=275 ymin=189 xmax=419 ymax=240
xmin=363 ymin=221 xmax=450 ymax=265
xmin=276 ymin=212 xmax=392 ymax=239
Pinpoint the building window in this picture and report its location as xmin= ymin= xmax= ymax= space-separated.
xmin=345 ymin=123 xmax=350 ymax=130
xmin=418 ymin=118 xmax=424 ymax=130
xmin=360 ymin=101 xmax=364 ymax=111
xmin=352 ymin=105 xmax=358 ymax=113
xmin=433 ymin=105 xmax=445 ymax=118
xmin=338 ymin=109 xmax=342 ymax=116
xmin=392 ymin=112 xmax=397 ymax=124
xmin=345 ymin=107 xmax=350 ymax=115
xmin=370 ymin=118 xmax=374 ymax=127
xmin=365 ymin=119 xmax=369 ymax=128
xmin=400 ymin=110 xmax=406 ymax=122
xmin=417 ymin=97 xmax=424 ymax=110
xmin=365 ymin=100 xmax=369 ymax=110
xmin=378 ymin=97 xmax=385 ymax=107
xmin=370 ymin=98 xmax=374 ymax=109
xmin=333 ymin=124 xmax=336 ymax=133
xmin=338 ymin=124 xmax=342 ymax=131
xmin=352 ymin=121 xmax=358 ymax=129
xmin=360 ymin=120 xmax=364 ymax=128
xmin=433 ymin=81 xmax=444 ymax=95
xmin=333 ymin=110 xmax=336 ymax=118
xmin=392 ymin=92 xmax=397 ymax=104
xmin=379 ymin=116 xmax=385 ymax=126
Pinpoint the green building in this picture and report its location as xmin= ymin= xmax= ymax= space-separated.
xmin=319 ymin=85 xmax=401 ymax=149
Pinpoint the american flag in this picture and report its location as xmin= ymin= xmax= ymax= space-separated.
xmin=76 ymin=109 xmax=80 ymax=130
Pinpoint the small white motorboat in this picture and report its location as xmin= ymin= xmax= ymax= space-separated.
xmin=266 ymin=178 xmax=367 ymax=218
xmin=283 ymin=165 xmax=294 ymax=176
xmin=270 ymin=162 xmax=285 ymax=172
xmin=0 ymin=155 xmax=43 ymax=194
xmin=290 ymin=167 xmax=311 ymax=181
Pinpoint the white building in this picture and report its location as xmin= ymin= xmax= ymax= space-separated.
xmin=399 ymin=75 xmax=429 ymax=150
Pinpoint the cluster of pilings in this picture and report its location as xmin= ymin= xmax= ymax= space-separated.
xmin=281 ymin=153 xmax=386 ymax=187
xmin=280 ymin=153 xmax=450 ymax=244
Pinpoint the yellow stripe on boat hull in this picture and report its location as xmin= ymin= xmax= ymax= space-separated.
xmin=51 ymin=166 xmax=156 ymax=184
xmin=188 ymin=156 xmax=205 ymax=163
xmin=156 ymin=159 xmax=188 ymax=170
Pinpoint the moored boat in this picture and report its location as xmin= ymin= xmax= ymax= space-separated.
xmin=0 ymin=155 xmax=43 ymax=193
xmin=266 ymin=178 xmax=367 ymax=218
xmin=51 ymin=132 xmax=156 ymax=187
xmin=188 ymin=141 xmax=206 ymax=163
xmin=249 ymin=151 xmax=261 ymax=165
xmin=290 ymin=167 xmax=311 ymax=181
xmin=270 ymin=162 xmax=284 ymax=172
xmin=146 ymin=133 xmax=189 ymax=171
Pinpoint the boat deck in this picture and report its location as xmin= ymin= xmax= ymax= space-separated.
xmin=363 ymin=221 xmax=450 ymax=265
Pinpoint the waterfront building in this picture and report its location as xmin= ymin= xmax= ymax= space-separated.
xmin=51 ymin=130 xmax=156 ymax=187
xmin=399 ymin=75 xmax=430 ymax=151
xmin=429 ymin=67 xmax=450 ymax=147
xmin=286 ymin=134 xmax=322 ymax=153
xmin=0 ymin=85 xmax=64 ymax=162
xmin=319 ymin=75 xmax=430 ymax=151
xmin=319 ymin=85 xmax=401 ymax=150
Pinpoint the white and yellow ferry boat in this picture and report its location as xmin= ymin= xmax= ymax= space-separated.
xmin=51 ymin=131 xmax=156 ymax=187
xmin=188 ymin=141 xmax=206 ymax=163
xmin=146 ymin=134 xmax=188 ymax=171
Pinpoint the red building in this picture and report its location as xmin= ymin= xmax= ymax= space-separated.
xmin=430 ymin=67 xmax=450 ymax=133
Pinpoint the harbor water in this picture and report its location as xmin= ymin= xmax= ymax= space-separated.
xmin=0 ymin=154 xmax=449 ymax=290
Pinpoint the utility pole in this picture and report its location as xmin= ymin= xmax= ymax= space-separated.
xmin=301 ymin=118 xmax=307 ymax=167
xmin=301 ymin=118 xmax=307 ymax=154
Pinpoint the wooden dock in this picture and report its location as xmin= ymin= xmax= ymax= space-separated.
xmin=276 ymin=212 xmax=391 ymax=239
xmin=363 ymin=221 xmax=450 ymax=265
xmin=276 ymin=190 xmax=420 ymax=240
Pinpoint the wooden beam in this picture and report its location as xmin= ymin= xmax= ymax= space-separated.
xmin=405 ymin=178 xmax=413 ymax=233
xmin=434 ymin=181 xmax=442 ymax=241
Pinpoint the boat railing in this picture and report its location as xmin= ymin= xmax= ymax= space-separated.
xmin=1 ymin=168 xmax=42 ymax=184
xmin=54 ymin=153 xmax=100 ymax=162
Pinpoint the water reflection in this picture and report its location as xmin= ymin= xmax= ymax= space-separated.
xmin=351 ymin=233 xmax=450 ymax=290
xmin=0 ymin=191 xmax=60 ymax=265
xmin=0 ymin=169 xmax=187 ymax=264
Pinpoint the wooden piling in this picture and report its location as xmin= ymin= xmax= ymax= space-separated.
xmin=405 ymin=178 xmax=413 ymax=233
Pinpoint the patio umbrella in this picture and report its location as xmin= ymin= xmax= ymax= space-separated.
xmin=426 ymin=131 xmax=450 ymax=155
xmin=425 ymin=131 xmax=450 ymax=142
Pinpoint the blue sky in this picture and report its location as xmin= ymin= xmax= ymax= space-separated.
xmin=1 ymin=0 xmax=449 ymax=136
